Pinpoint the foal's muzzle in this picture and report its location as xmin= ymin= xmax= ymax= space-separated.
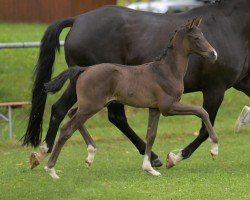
xmin=207 ymin=50 xmax=218 ymax=61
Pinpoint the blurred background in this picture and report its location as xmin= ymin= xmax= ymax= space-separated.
xmin=0 ymin=0 xmax=210 ymax=23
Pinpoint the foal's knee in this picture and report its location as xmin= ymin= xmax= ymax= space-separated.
xmin=198 ymin=107 xmax=209 ymax=120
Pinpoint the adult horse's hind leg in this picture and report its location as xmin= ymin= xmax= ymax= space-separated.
xmin=68 ymin=108 xmax=97 ymax=168
xmin=142 ymin=108 xmax=161 ymax=176
xmin=163 ymin=102 xmax=219 ymax=168
xmin=30 ymin=83 xmax=77 ymax=169
xmin=107 ymin=103 xmax=163 ymax=167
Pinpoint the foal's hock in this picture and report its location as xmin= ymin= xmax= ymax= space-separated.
xmin=44 ymin=17 xmax=218 ymax=179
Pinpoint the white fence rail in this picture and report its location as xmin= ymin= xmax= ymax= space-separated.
xmin=0 ymin=41 xmax=64 ymax=139
xmin=0 ymin=41 xmax=65 ymax=49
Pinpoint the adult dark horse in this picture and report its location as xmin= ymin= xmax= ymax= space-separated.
xmin=24 ymin=0 xmax=250 ymax=169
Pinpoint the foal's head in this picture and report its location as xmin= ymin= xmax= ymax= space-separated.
xmin=173 ymin=17 xmax=217 ymax=61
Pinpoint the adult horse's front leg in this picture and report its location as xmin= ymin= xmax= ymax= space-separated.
xmin=234 ymin=74 xmax=250 ymax=132
xmin=142 ymin=108 xmax=161 ymax=176
xmin=179 ymin=89 xmax=225 ymax=162
xmin=107 ymin=103 xmax=163 ymax=167
xmin=30 ymin=83 xmax=77 ymax=169
xmin=164 ymin=101 xmax=219 ymax=168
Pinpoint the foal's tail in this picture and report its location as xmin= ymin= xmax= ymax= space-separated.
xmin=45 ymin=66 xmax=87 ymax=94
xmin=22 ymin=17 xmax=74 ymax=147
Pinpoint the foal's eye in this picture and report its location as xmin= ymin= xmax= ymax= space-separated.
xmin=194 ymin=37 xmax=199 ymax=41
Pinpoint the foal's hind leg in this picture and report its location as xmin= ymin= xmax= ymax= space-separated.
xmin=142 ymin=109 xmax=161 ymax=176
xmin=162 ymin=102 xmax=219 ymax=168
xmin=68 ymin=108 xmax=97 ymax=168
xmin=45 ymin=110 xmax=97 ymax=179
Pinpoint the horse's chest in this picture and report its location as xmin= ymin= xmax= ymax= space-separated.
xmin=161 ymin=82 xmax=184 ymax=101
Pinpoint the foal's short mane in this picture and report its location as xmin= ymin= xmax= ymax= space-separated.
xmin=154 ymin=37 xmax=174 ymax=61
xmin=154 ymin=24 xmax=187 ymax=62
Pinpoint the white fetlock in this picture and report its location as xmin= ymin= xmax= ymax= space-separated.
xmin=36 ymin=142 xmax=49 ymax=162
xmin=44 ymin=166 xmax=60 ymax=179
xmin=167 ymin=152 xmax=183 ymax=168
xmin=40 ymin=142 xmax=49 ymax=154
xmin=30 ymin=143 xmax=49 ymax=169
xmin=142 ymin=155 xmax=161 ymax=176
xmin=85 ymin=145 xmax=97 ymax=168
xmin=143 ymin=166 xmax=161 ymax=176
xmin=211 ymin=142 xmax=219 ymax=159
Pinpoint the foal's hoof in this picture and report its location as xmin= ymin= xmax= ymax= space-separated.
xmin=211 ymin=142 xmax=219 ymax=160
xmin=85 ymin=159 xmax=93 ymax=168
xmin=44 ymin=166 xmax=60 ymax=180
xmin=166 ymin=153 xmax=175 ymax=169
xmin=145 ymin=169 xmax=161 ymax=176
xmin=151 ymin=158 xmax=163 ymax=167
xmin=143 ymin=167 xmax=161 ymax=176
xmin=30 ymin=152 xmax=40 ymax=169
xmin=210 ymin=152 xmax=218 ymax=160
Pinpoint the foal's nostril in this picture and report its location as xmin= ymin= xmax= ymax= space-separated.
xmin=210 ymin=51 xmax=215 ymax=56
xmin=209 ymin=50 xmax=217 ymax=60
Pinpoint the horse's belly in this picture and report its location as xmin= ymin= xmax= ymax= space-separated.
xmin=115 ymin=89 xmax=158 ymax=108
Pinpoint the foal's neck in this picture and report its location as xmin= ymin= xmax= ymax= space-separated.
xmin=159 ymin=43 xmax=189 ymax=80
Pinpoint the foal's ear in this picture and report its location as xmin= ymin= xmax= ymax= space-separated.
xmin=189 ymin=17 xmax=202 ymax=29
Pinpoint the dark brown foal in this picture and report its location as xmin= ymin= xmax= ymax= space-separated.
xmin=44 ymin=17 xmax=218 ymax=179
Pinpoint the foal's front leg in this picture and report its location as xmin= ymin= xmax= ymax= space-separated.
xmin=142 ymin=108 xmax=161 ymax=176
xmin=163 ymin=102 xmax=219 ymax=168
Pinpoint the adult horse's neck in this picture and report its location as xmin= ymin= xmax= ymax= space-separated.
xmin=221 ymin=0 xmax=250 ymax=40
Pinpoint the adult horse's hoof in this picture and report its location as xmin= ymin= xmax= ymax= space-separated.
xmin=166 ymin=153 xmax=175 ymax=169
xmin=151 ymin=158 xmax=163 ymax=167
xmin=30 ymin=152 xmax=40 ymax=169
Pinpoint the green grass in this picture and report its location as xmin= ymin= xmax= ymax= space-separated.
xmin=0 ymin=22 xmax=250 ymax=200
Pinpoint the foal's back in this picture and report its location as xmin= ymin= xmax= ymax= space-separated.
xmin=76 ymin=62 xmax=160 ymax=108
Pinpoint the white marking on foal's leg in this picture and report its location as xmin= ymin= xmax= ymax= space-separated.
xmin=211 ymin=142 xmax=219 ymax=159
xmin=44 ymin=166 xmax=60 ymax=180
xmin=142 ymin=155 xmax=161 ymax=176
xmin=85 ymin=145 xmax=97 ymax=168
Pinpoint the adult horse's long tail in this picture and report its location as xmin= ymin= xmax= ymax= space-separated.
xmin=22 ymin=18 xmax=75 ymax=147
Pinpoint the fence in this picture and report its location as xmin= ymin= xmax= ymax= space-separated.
xmin=0 ymin=41 xmax=65 ymax=139
xmin=0 ymin=0 xmax=117 ymax=23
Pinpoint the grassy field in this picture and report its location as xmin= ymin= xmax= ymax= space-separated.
xmin=0 ymin=22 xmax=249 ymax=200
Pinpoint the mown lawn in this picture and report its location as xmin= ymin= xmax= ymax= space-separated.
xmin=0 ymin=22 xmax=249 ymax=200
